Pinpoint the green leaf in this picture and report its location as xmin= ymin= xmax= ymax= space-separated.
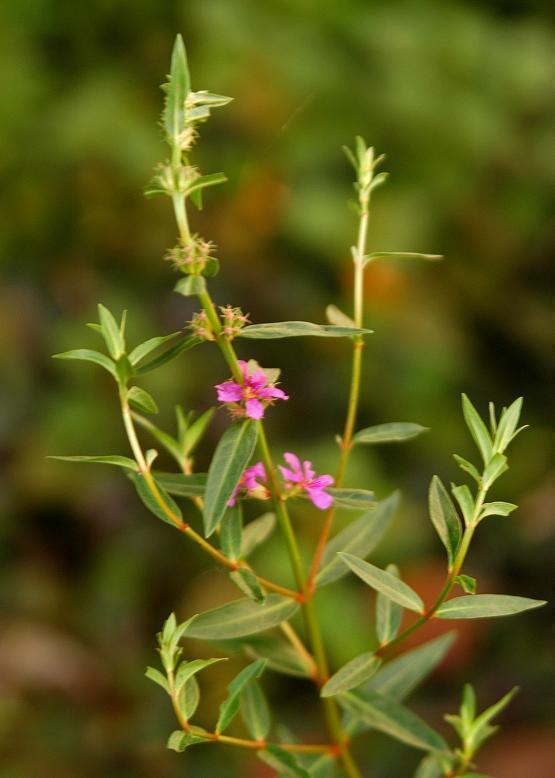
xmin=470 ymin=687 xmax=518 ymax=752
xmin=339 ymin=690 xmax=449 ymax=753
xmin=216 ymin=659 xmax=267 ymax=733
xmin=180 ymin=675 xmax=200 ymax=719
xmin=220 ymin=505 xmax=243 ymax=561
xmin=455 ymin=575 xmax=477 ymax=594
xmin=435 ymin=594 xmax=546 ymax=619
xmin=353 ymin=423 xmax=428 ymax=445
xmin=482 ymin=453 xmax=508 ymax=489
xmin=321 ymin=652 xmax=381 ymax=697
xmin=164 ymin=34 xmax=190 ymax=143
xmin=186 ymin=171 xmax=227 ymax=195
xmin=258 ymin=745 xmax=310 ymax=777
xmin=339 ymin=554 xmax=424 ymax=613
xmin=326 ymin=304 xmax=355 ymax=328
xmin=452 ymin=484 xmax=475 ymax=527
xmin=242 ymin=635 xmax=311 ymax=678
xmin=241 ymin=679 xmax=271 ymax=740
xmin=323 ymin=487 xmax=376 ymax=510
xmin=145 ymin=666 xmax=170 ymax=693
xmin=204 ymin=420 xmax=259 ymax=537
xmin=428 ymin=476 xmax=462 ymax=570
xmin=376 ymin=564 xmax=403 ymax=644
xmin=230 ymin=568 xmax=266 ymax=604
xmin=241 ymin=512 xmax=276 ymax=558
xmin=413 ymin=755 xmax=443 ymax=778
xmin=182 ymin=407 xmax=215 ymax=455
xmin=461 ymin=395 xmax=493 ymax=464
xmin=52 ymin=349 xmax=116 ymax=378
xmin=367 ymin=633 xmax=456 ymax=702
xmin=316 ymin=493 xmax=398 ymax=588
xmin=132 ymin=416 xmax=183 ymax=465
xmin=115 ymin=354 xmax=134 ymax=386
xmin=184 ymin=595 xmax=299 ymax=640
xmin=136 ymin=335 xmax=202 ymax=374
xmin=362 ymin=252 xmax=442 ymax=267
xmin=174 ymin=275 xmax=206 ymax=297
xmin=453 ymin=454 xmax=481 ymax=483
xmin=154 ymin=472 xmax=207 ymax=497
xmin=97 ymin=304 xmax=125 ymax=359
xmin=239 ymin=321 xmax=372 ymax=339
xmin=128 ymin=332 xmax=180 ymax=365
xmin=131 ymin=472 xmax=182 ymax=526
xmin=127 ymin=386 xmax=159 ymax=414
xmin=493 ymin=397 xmax=523 ymax=454
xmin=166 ymin=729 xmax=207 ymax=752
xmin=48 ymin=454 xmax=138 ymax=470
xmin=174 ymin=657 xmax=226 ymax=693
xmin=479 ymin=501 xmax=517 ymax=520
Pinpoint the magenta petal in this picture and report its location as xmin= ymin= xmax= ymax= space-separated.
xmin=216 ymin=381 xmax=243 ymax=402
xmin=307 ymin=488 xmax=333 ymax=510
xmin=279 ymin=466 xmax=299 ymax=483
xmin=250 ymin=369 xmax=269 ymax=387
xmin=245 ymin=398 xmax=265 ymax=419
xmin=310 ymin=475 xmax=334 ymax=489
xmin=266 ymin=386 xmax=289 ymax=400
xmin=283 ymin=452 xmax=301 ymax=474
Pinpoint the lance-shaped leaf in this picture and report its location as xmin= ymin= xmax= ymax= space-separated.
xmin=128 ymin=332 xmax=181 ymax=365
xmin=136 ymin=335 xmax=202 ymax=374
xmin=52 ymin=349 xmax=116 ymax=378
xmin=97 ymin=304 xmax=125 ymax=359
xmin=164 ymin=34 xmax=190 ymax=143
xmin=493 ymin=397 xmax=523 ymax=454
xmin=452 ymin=484 xmax=475 ymax=526
xmin=435 ymin=594 xmax=546 ymax=619
xmin=131 ymin=472 xmax=182 ymax=526
xmin=238 ymin=321 xmax=372 ymax=339
xmin=462 ymin=395 xmax=493 ymax=464
xmin=362 ymin=251 xmax=442 ymax=267
xmin=479 ymin=501 xmax=517 ymax=520
xmin=428 ymin=476 xmax=462 ymax=568
xmin=339 ymin=690 xmax=449 ymax=753
xmin=155 ymin=472 xmax=207 ymax=498
xmin=184 ymin=596 xmax=299 ymax=640
xmin=132 ymin=419 xmax=182 ymax=465
xmin=186 ymin=171 xmax=227 ymax=196
xmin=482 ymin=453 xmax=508 ymax=489
xmin=220 ymin=505 xmax=243 ymax=561
xmin=166 ymin=730 xmax=207 ymax=752
xmin=127 ymin=386 xmax=158 ymax=414
xmin=323 ymin=487 xmax=376 ymax=510
xmin=414 ymin=755 xmax=444 ymax=778
xmin=340 ymin=553 xmax=424 ymax=613
xmin=258 ymin=745 xmax=310 ymax=777
xmin=241 ymin=512 xmax=276 ymax=558
xmin=145 ymin=666 xmax=170 ymax=693
xmin=203 ymin=420 xmax=259 ymax=537
xmin=240 ymin=678 xmax=271 ymax=740
xmin=376 ymin=564 xmax=403 ymax=644
xmin=242 ymin=635 xmax=312 ymax=678
xmin=180 ymin=407 xmax=216 ymax=456
xmin=453 ymin=454 xmax=481 ymax=483
xmin=174 ymin=657 xmax=227 ymax=694
xmin=49 ymin=454 xmax=138 ymax=470
xmin=455 ymin=575 xmax=477 ymax=594
xmin=353 ymin=423 xmax=428 ymax=445
xmin=180 ymin=675 xmax=200 ymax=719
xmin=316 ymin=492 xmax=398 ymax=587
xmin=230 ymin=568 xmax=266 ymax=604
xmin=321 ymin=652 xmax=381 ymax=697
xmin=326 ymin=304 xmax=355 ymax=328
xmin=216 ymin=659 xmax=267 ymax=734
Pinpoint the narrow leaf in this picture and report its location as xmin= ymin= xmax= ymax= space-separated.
xmin=435 ymin=594 xmax=546 ymax=619
xmin=128 ymin=332 xmax=180 ymax=365
xmin=180 ymin=675 xmax=200 ymax=719
xmin=131 ymin=472 xmax=182 ymax=526
xmin=166 ymin=729 xmax=207 ymax=752
xmin=127 ymin=386 xmax=159 ymax=414
xmin=479 ymin=501 xmax=517 ymax=520
xmin=220 ymin=505 xmax=243 ymax=561
xmin=353 ymin=423 xmax=428 ymax=445
xmin=186 ymin=172 xmax=227 ymax=194
xmin=155 ymin=472 xmax=207 ymax=497
xmin=216 ymin=659 xmax=266 ymax=733
xmin=145 ymin=666 xmax=169 ymax=692
xmin=132 ymin=416 xmax=183 ymax=465
xmin=462 ymin=395 xmax=493 ymax=464
xmin=239 ymin=321 xmax=372 ymax=339
xmin=452 ymin=484 xmax=475 ymax=527
xmin=98 ymin=304 xmax=125 ymax=359
xmin=204 ymin=421 xmax=259 ymax=537
xmin=339 ymin=553 xmax=424 ymax=613
xmin=453 ymin=454 xmax=481 ymax=483
xmin=321 ymin=652 xmax=381 ymax=697
xmin=482 ymin=453 xmax=508 ymax=489
xmin=183 ymin=407 xmax=215 ymax=455
xmin=428 ymin=476 xmax=462 ymax=568
xmin=242 ymin=635 xmax=311 ymax=678
xmin=326 ymin=304 xmax=355 ymax=328
xmin=230 ymin=568 xmax=266 ymax=604
xmin=240 ymin=679 xmax=271 ymax=740
xmin=52 ymin=349 xmax=116 ymax=378
xmin=414 ymin=755 xmax=443 ymax=778
xmin=136 ymin=335 xmax=202 ymax=374
xmin=164 ymin=34 xmax=190 ymax=142
xmin=455 ymin=575 xmax=477 ymax=594
xmin=493 ymin=397 xmax=523 ymax=454
xmin=362 ymin=252 xmax=442 ymax=267
xmin=241 ymin=513 xmax=276 ymax=558
xmin=174 ymin=657 xmax=226 ymax=693
xmin=339 ymin=690 xmax=449 ymax=753
xmin=376 ymin=564 xmax=403 ymax=644
xmin=184 ymin=596 xmax=299 ymax=640
xmin=323 ymin=487 xmax=376 ymax=510
xmin=258 ymin=745 xmax=310 ymax=777
xmin=317 ymin=492 xmax=398 ymax=587
xmin=49 ymin=454 xmax=137 ymax=470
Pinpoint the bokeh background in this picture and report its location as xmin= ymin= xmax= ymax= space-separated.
xmin=0 ymin=1 xmax=553 ymax=776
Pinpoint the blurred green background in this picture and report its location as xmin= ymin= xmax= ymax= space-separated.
xmin=0 ymin=1 xmax=553 ymax=776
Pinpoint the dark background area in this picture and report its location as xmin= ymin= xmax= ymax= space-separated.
xmin=0 ymin=1 xmax=553 ymax=776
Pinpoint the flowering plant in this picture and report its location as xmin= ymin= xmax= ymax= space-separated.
xmin=52 ymin=36 xmax=546 ymax=777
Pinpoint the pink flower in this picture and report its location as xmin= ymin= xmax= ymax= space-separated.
xmin=228 ymin=462 xmax=268 ymax=506
xmin=216 ymin=360 xmax=289 ymax=420
xmin=279 ymin=452 xmax=334 ymax=510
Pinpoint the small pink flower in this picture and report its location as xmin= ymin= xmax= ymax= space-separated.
xmin=228 ymin=462 xmax=268 ymax=506
xmin=216 ymin=360 xmax=288 ymax=420
xmin=279 ymin=452 xmax=334 ymax=510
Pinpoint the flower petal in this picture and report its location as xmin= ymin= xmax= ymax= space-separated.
xmin=216 ymin=380 xmax=243 ymax=403
xmin=307 ymin=488 xmax=333 ymax=510
xmin=309 ymin=474 xmax=334 ymax=489
xmin=283 ymin=452 xmax=302 ymax=475
xmin=245 ymin=398 xmax=265 ymax=420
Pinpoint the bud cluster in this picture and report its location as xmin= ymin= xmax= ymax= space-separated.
xmin=166 ymin=235 xmax=216 ymax=275
xmin=188 ymin=310 xmax=215 ymax=341
xmin=219 ymin=305 xmax=250 ymax=339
